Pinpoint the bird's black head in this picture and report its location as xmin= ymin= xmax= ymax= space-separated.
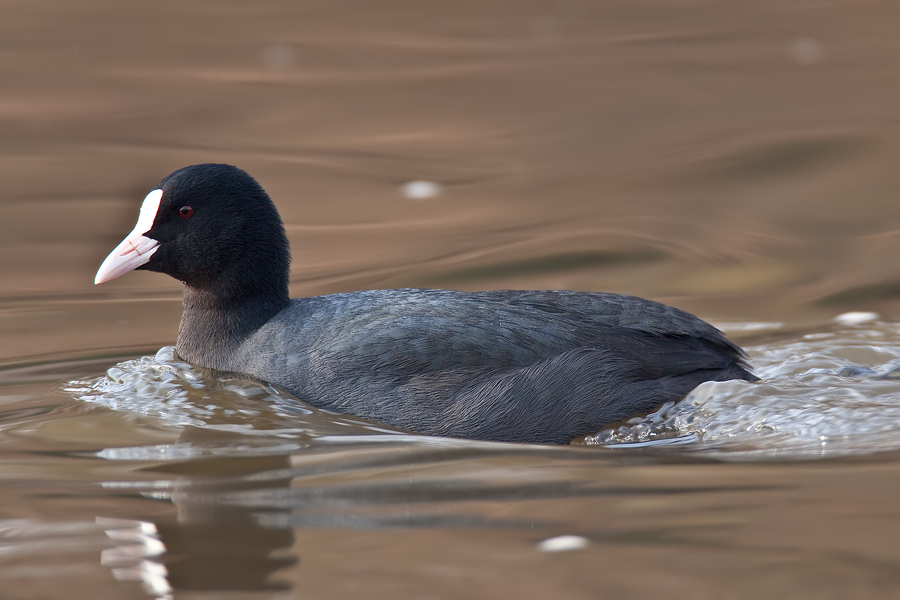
xmin=96 ymin=164 xmax=291 ymax=306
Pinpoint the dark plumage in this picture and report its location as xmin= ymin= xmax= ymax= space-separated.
xmin=96 ymin=163 xmax=756 ymax=444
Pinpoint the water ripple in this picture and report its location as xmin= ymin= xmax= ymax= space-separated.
xmin=66 ymin=323 xmax=900 ymax=459
xmin=587 ymin=322 xmax=900 ymax=457
xmin=65 ymin=347 xmax=400 ymax=442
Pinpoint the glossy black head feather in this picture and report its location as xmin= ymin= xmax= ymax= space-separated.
xmin=140 ymin=164 xmax=291 ymax=309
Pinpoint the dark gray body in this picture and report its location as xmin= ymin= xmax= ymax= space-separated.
xmin=180 ymin=288 xmax=754 ymax=444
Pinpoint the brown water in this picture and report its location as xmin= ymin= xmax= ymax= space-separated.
xmin=3 ymin=1 xmax=900 ymax=598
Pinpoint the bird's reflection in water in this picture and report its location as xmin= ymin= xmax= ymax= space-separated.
xmin=98 ymin=427 xmax=299 ymax=599
xmin=96 ymin=413 xmax=735 ymax=599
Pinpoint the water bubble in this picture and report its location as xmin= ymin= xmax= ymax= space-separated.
xmin=401 ymin=180 xmax=442 ymax=200
xmin=537 ymin=535 xmax=589 ymax=552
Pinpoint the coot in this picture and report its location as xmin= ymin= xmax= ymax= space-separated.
xmin=95 ymin=164 xmax=755 ymax=443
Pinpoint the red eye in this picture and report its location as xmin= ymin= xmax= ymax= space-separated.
xmin=177 ymin=206 xmax=194 ymax=219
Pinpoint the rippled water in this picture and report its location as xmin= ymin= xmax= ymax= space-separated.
xmin=5 ymin=0 xmax=900 ymax=598
xmin=1 ymin=320 xmax=899 ymax=599
xmin=594 ymin=318 xmax=900 ymax=456
xmin=67 ymin=320 xmax=900 ymax=460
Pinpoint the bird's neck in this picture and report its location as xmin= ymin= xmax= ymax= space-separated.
xmin=175 ymin=282 xmax=290 ymax=370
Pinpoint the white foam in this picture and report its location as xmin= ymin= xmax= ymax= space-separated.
xmin=586 ymin=322 xmax=900 ymax=457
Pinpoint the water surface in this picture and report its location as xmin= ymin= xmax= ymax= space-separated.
xmin=3 ymin=1 xmax=900 ymax=598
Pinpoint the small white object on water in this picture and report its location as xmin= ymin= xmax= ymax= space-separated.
xmin=401 ymin=180 xmax=442 ymax=200
xmin=537 ymin=535 xmax=590 ymax=553
xmin=833 ymin=312 xmax=879 ymax=326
